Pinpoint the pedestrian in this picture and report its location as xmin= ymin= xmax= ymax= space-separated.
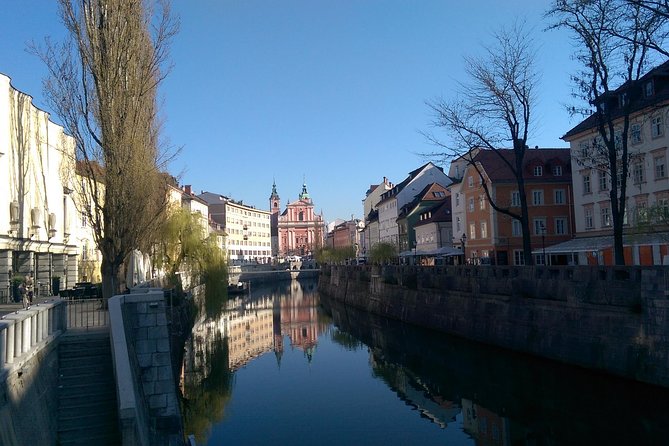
xmin=25 ymin=274 xmax=34 ymax=305
xmin=19 ymin=282 xmax=28 ymax=309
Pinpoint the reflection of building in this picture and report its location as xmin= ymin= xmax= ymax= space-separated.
xmin=278 ymin=281 xmax=321 ymax=361
xmin=369 ymin=354 xmax=461 ymax=429
xmin=270 ymin=181 xmax=325 ymax=257
xmin=461 ymin=399 xmax=510 ymax=446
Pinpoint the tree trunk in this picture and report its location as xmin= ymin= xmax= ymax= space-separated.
xmin=101 ymin=256 xmax=121 ymax=300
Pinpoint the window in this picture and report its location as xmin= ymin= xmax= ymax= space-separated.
xmin=456 ymin=216 xmax=461 ymax=233
xmin=652 ymin=116 xmax=663 ymax=138
xmin=631 ymin=123 xmax=642 ymax=144
xmin=468 ymin=176 xmax=474 ymax=188
xmin=432 ymin=191 xmax=445 ymax=198
xmin=599 ymin=171 xmax=608 ymax=191
xmin=655 ymin=155 xmax=666 ymax=179
xmin=512 ymin=220 xmax=522 ymax=236
xmin=601 ymin=206 xmax=611 ymax=227
xmin=533 ymin=218 xmax=547 ymax=235
xmin=455 ymin=193 xmax=460 ymax=207
xmin=583 ymin=174 xmax=591 ymax=194
xmin=554 ymin=189 xmax=565 ymax=205
xmin=479 ymin=195 xmax=486 ymax=210
xmin=552 ymin=165 xmax=563 ymax=176
xmin=555 ymin=217 xmax=567 ymax=235
xmin=633 ymin=162 xmax=645 ymax=184
xmin=468 ymin=198 xmax=475 ymax=212
xmin=533 ymin=165 xmax=543 ymax=176
xmin=513 ymin=250 xmax=525 ymax=266
xmin=469 ymin=223 xmax=476 ymax=240
xmin=585 ymin=208 xmax=594 ymax=229
xmin=535 ymin=254 xmax=546 ymax=266
xmin=619 ymin=92 xmax=629 ymax=108
xmin=480 ymin=221 xmax=487 ymax=238
xmin=659 ymin=198 xmax=669 ymax=219
xmin=636 ymin=201 xmax=648 ymax=223
xmin=645 ymin=81 xmax=654 ymax=97
xmin=579 ymin=141 xmax=589 ymax=158
xmin=511 ymin=191 xmax=520 ymax=207
xmin=532 ymin=190 xmax=544 ymax=206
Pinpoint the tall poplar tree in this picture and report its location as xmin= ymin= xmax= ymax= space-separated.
xmin=34 ymin=0 xmax=178 ymax=297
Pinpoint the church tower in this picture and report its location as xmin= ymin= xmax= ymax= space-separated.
xmin=269 ymin=180 xmax=280 ymax=257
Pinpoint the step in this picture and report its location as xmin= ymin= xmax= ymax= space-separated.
xmin=59 ymin=346 xmax=111 ymax=358
xmin=59 ymin=372 xmax=114 ymax=386
xmin=59 ymin=356 xmax=113 ymax=370
xmin=58 ymin=410 xmax=118 ymax=432
xmin=57 ymin=427 xmax=121 ymax=446
xmin=59 ymin=402 xmax=117 ymax=421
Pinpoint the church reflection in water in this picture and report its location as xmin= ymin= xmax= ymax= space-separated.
xmin=181 ymin=278 xmax=669 ymax=445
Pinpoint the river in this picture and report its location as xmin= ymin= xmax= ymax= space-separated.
xmin=180 ymin=278 xmax=669 ymax=445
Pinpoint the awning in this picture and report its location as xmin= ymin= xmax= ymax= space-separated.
xmin=399 ymin=246 xmax=463 ymax=257
xmin=532 ymin=232 xmax=669 ymax=254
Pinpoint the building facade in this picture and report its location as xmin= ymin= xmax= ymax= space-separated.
xmin=270 ymin=182 xmax=324 ymax=258
xmin=455 ymin=148 xmax=575 ymax=265
xmin=377 ymin=162 xmax=452 ymax=247
xmin=200 ymin=191 xmax=272 ymax=264
xmin=561 ymin=60 xmax=669 ymax=265
xmin=361 ymin=177 xmax=392 ymax=257
xmin=0 ymin=73 xmax=80 ymax=300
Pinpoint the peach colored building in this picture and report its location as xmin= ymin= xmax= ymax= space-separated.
xmin=270 ymin=182 xmax=324 ymax=257
xmin=457 ymin=148 xmax=575 ymax=265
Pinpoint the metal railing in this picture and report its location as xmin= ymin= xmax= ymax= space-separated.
xmin=65 ymin=296 xmax=109 ymax=329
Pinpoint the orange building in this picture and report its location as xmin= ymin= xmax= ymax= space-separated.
xmin=458 ymin=148 xmax=575 ymax=265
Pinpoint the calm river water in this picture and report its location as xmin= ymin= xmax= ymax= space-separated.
xmin=180 ymin=278 xmax=669 ymax=445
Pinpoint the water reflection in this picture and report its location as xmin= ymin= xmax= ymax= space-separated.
xmin=322 ymin=293 xmax=669 ymax=445
xmin=181 ymin=279 xmax=669 ymax=445
xmin=181 ymin=280 xmax=326 ymax=443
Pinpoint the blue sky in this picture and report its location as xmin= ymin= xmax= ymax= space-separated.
xmin=0 ymin=1 xmax=578 ymax=223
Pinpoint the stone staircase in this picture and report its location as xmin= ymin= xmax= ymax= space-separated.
xmin=57 ymin=330 xmax=121 ymax=445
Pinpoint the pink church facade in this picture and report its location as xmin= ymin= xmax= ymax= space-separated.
xmin=270 ymin=181 xmax=324 ymax=257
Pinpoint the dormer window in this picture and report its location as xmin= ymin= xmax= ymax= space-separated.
xmin=552 ymin=165 xmax=563 ymax=176
xmin=619 ymin=92 xmax=629 ymax=108
xmin=645 ymin=81 xmax=654 ymax=97
xmin=533 ymin=165 xmax=543 ymax=177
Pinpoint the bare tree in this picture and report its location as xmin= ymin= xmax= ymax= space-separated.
xmin=424 ymin=22 xmax=539 ymax=265
xmin=546 ymin=0 xmax=665 ymax=265
xmin=32 ymin=0 xmax=178 ymax=298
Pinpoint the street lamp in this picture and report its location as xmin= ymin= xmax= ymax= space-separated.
xmin=413 ymin=240 xmax=417 ymax=266
xmin=460 ymin=233 xmax=467 ymax=265
xmin=540 ymin=223 xmax=547 ymax=265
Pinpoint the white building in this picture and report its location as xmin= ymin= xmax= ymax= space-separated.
xmin=0 ymin=73 xmax=80 ymax=299
xmin=562 ymin=60 xmax=669 ymax=265
xmin=376 ymin=162 xmax=452 ymax=247
xmin=361 ymin=177 xmax=392 ymax=256
xmin=199 ymin=191 xmax=272 ymax=264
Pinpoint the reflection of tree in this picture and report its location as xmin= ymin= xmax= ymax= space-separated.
xmin=330 ymin=328 xmax=364 ymax=351
xmin=181 ymin=335 xmax=234 ymax=445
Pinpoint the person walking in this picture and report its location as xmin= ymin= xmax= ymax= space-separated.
xmin=19 ymin=281 xmax=28 ymax=309
xmin=25 ymin=274 xmax=34 ymax=305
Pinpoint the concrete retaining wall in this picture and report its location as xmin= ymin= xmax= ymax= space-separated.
xmin=319 ymin=264 xmax=669 ymax=388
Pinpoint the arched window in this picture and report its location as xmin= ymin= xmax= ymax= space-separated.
xmin=299 ymin=211 xmax=304 ymax=221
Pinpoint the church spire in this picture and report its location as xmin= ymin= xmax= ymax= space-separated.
xmin=269 ymin=179 xmax=280 ymax=200
xmin=299 ymin=177 xmax=310 ymax=201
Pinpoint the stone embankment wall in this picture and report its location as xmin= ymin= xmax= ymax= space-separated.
xmin=235 ymin=269 xmax=319 ymax=285
xmin=109 ymin=290 xmax=184 ymax=446
xmin=319 ymin=264 xmax=669 ymax=388
xmin=0 ymin=300 xmax=66 ymax=445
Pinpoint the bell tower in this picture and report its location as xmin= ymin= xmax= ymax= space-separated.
xmin=269 ymin=180 xmax=280 ymax=257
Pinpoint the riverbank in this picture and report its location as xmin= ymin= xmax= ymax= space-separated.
xmin=318 ymin=264 xmax=669 ymax=388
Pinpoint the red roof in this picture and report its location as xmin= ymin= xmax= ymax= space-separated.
xmin=471 ymin=148 xmax=571 ymax=183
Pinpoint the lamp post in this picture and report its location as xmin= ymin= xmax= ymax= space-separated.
xmin=413 ymin=241 xmax=417 ymax=266
xmin=460 ymin=233 xmax=467 ymax=265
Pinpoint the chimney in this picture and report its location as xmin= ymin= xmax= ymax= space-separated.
xmin=184 ymin=185 xmax=192 ymax=195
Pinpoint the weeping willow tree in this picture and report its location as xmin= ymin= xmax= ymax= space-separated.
xmin=33 ymin=0 xmax=178 ymax=298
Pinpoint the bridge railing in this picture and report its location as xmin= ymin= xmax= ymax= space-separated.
xmin=0 ymin=299 xmax=66 ymax=370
